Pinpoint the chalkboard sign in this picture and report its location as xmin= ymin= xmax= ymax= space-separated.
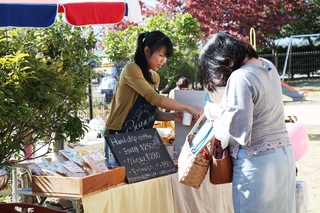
xmin=105 ymin=128 xmax=177 ymax=183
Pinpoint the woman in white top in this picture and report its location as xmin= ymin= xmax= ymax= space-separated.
xmin=168 ymin=77 xmax=191 ymax=99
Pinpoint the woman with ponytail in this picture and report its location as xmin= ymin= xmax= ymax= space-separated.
xmin=104 ymin=30 xmax=202 ymax=158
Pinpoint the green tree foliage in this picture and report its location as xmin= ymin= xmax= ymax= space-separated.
xmin=281 ymin=0 xmax=320 ymax=50
xmin=102 ymin=12 xmax=203 ymax=91
xmin=0 ymin=18 xmax=96 ymax=165
xmin=103 ymin=26 xmax=144 ymax=62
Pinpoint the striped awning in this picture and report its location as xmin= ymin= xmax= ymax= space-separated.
xmin=0 ymin=0 xmax=141 ymax=28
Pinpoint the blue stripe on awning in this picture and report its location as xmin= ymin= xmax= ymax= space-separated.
xmin=0 ymin=3 xmax=58 ymax=28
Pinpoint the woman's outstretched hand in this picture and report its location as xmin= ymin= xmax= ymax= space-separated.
xmin=188 ymin=106 xmax=203 ymax=121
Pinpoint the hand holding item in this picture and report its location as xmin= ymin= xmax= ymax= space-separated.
xmin=204 ymin=102 xmax=229 ymax=149
xmin=172 ymin=111 xmax=183 ymax=123
xmin=204 ymin=101 xmax=223 ymax=120
xmin=187 ymin=106 xmax=203 ymax=120
xmin=213 ymin=119 xmax=229 ymax=149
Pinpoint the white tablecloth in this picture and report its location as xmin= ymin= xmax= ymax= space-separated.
xmin=171 ymin=172 xmax=233 ymax=213
xmin=82 ymin=171 xmax=233 ymax=213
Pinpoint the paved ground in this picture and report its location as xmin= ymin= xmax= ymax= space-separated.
xmin=284 ymin=104 xmax=320 ymax=126
xmin=284 ymin=103 xmax=320 ymax=212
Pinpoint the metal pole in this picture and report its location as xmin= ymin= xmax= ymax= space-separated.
xmin=12 ymin=166 xmax=18 ymax=202
xmin=88 ymin=77 xmax=93 ymax=120
xmin=282 ymin=36 xmax=293 ymax=81
xmin=193 ymin=57 xmax=198 ymax=89
xmin=87 ymin=59 xmax=96 ymax=120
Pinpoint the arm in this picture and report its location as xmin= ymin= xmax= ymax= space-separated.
xmin=159 ymin=96 xmax=203 ymax=118
xmin=123 ymin=64 xmax=159 ymax=97
xmin=123 ymin=64 xmax=203 ymax=117
xmin=156 ymin=110 xmax=183 ymax=123
xmin=204 ymin=101 xmax=223 ymax=120
xmin=205 ymin=72 xmax=253 ymax=146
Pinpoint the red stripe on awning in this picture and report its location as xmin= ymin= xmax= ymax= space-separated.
xmin=63 ymin=2 xmax=125 ymax=26
xmin=58 ymin=4 xmax=64 ymax=13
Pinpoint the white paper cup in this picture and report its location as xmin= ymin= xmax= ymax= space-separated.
xmin=182 ymin=111 xmax=193 ymax=126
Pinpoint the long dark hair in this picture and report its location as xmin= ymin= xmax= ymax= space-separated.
xmin=134 ymin=30 xmax=173 ymax=84
xmin=199 ymin=31 xmax=258 ymax=92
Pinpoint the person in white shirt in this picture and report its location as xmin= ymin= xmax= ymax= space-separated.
xmin=168 ymin=77 xmax=191 ymax=99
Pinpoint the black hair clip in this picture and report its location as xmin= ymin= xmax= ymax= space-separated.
xmin=144 ymin=31 xmax=149 ymax=38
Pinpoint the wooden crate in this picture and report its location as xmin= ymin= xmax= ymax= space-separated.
xmin=32 ymin=167 xmax=125 ymax=196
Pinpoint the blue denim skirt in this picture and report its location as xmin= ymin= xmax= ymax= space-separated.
xmin=232 ymin=146 xmax=296 ymax=213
